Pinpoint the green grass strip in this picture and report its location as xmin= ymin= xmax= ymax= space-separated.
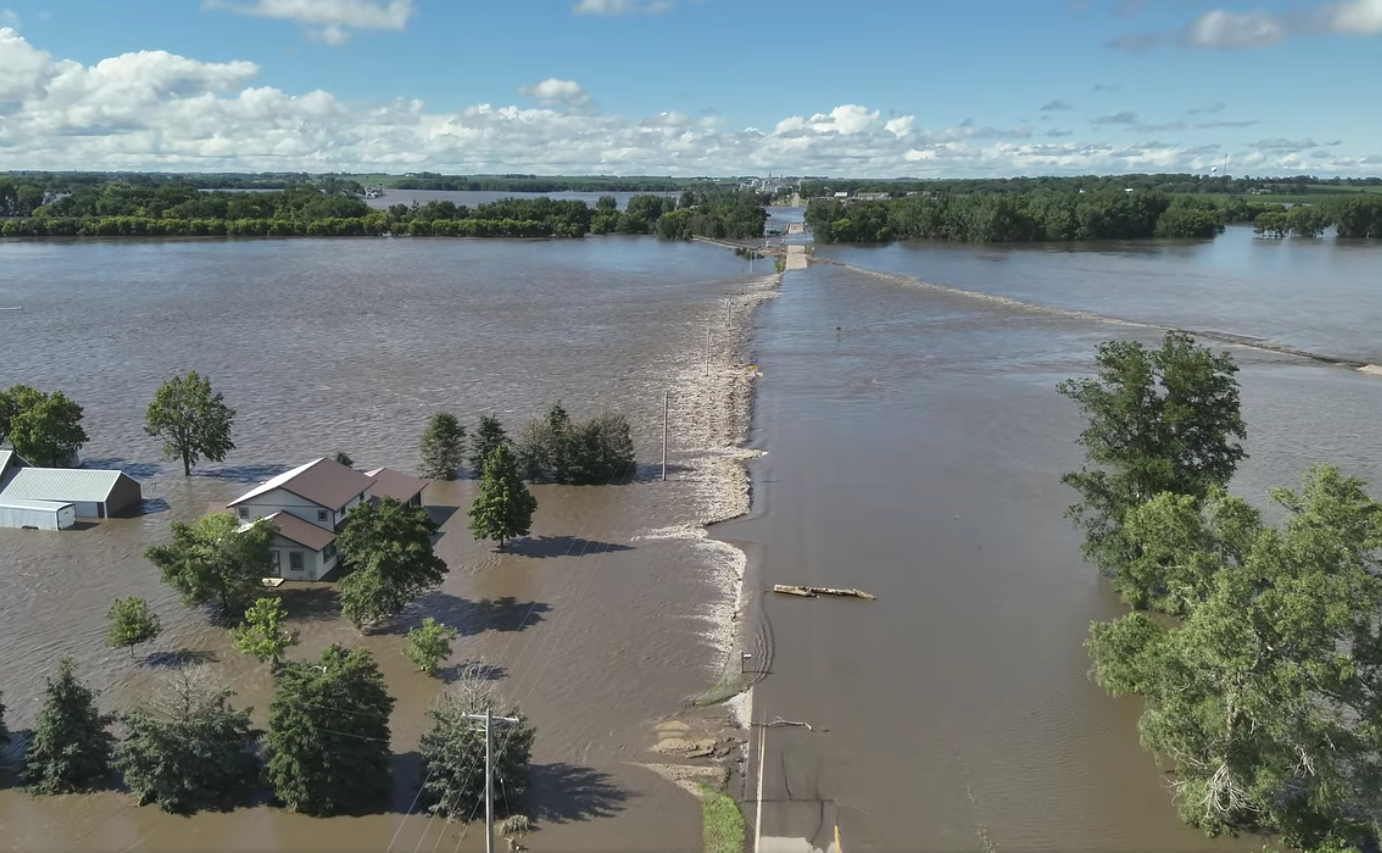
xmin=700 ymin=785 xmax=747 ymax=853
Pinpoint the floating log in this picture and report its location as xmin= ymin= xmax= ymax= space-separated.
xmin=772 ymin=584 xmax=875 ymax=601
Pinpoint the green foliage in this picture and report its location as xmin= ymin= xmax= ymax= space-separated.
xmin=700 ymin=785 xmax=747 ymax=853
xmin=337 ymin=498 xmax=448 ymax=630
xmin=1057 ymin=332 xmax=1246 ymax=587
xmin=114 ymin=673 xmax=260 ymax=815
xmin=0 ymin=689 xmax=9 ymax=750
xmin=469 ymin=415 xmax=510 ymax=476
xmin=404 ymin=617 xmax=457 ymax=675
xmin=418 ymin=675 xmax=535 ymax=820
xmin=1086 ymin=464 xmax=1382 ymax=852
xmin=333 ymin=450 xmax=354 ymax=467
xmin=468 ymin=443 xmax=538 ymax=551
xmin=146 ymin=512 xmax=276 ymax=617
xmin=1254 ymin=209 xmax=1291 ymax=239
xmin=419 ymin=410 xmax=466 ymax=481
xmin=106 ymin=596 xmax=162 ymax=658
xmin=3 ymin=386 xmax=87 ymax=467
xmin=513 ymin=402 xmax=636 ymax=485
xmin=266 ymin=645 xmax=395 ymax=816
xmin=144 ymin=370 xmax=237 ymax=476
xmin=232 ymin=597 xmax=300 ymax=667
xmin=23 ymin=658 xmax=115 ymax=795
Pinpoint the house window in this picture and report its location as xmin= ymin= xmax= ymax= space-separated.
xmin=238 ymin=507 xmax=249 ymax=520
xmin=324 ymin=543 xmax=337 ymax=560
xmin=317 ymin=509 xmax=328 ymax=522
xmin=289 ymin=551 xmax=305 ymax=571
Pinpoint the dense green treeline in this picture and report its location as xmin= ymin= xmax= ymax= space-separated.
xmin=797 ymin=173 xmax=1382 ymax=199
xmin=388 ymin=173 xmax=715 ymax=193
xmin=0 ymin=181 xmax=768 ymax=241
xmin=807 ymin=191 xmax=1382 ymax=243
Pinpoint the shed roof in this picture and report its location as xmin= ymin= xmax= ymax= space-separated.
xmin=0 ymin=468 xmax=132 ymax=504
xmin=261 ymin=511 xmax=337 ymax=552
xmin=364 ymin=468 xmax=429 ymax=504
xmin=228 ymin=458 xmax=375 ymax=512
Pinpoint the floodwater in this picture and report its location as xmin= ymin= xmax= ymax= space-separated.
xmin=0 ymin=235 xmax=769 ymax=852
xmin=720 ymin=226 xmax=1382 ymax=852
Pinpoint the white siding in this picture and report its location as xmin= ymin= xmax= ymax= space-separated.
xmin=332 ymin=491 xmax=370 ymax=529
xmin=237 ymin=486 xmax=370 ymax=532
xmin=71 ymin=500 xmax=103 ymax=518
xmin=0 ymin=500 xmax=75 ymax=530
xmin=269 ymin=538 xmax=339 ymax=582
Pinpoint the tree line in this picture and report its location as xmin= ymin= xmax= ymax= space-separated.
xmin=0 ymin=181 xmax=768 ymax=241
xmin=390 ymin=172 xmax=716 ymax=193
xmin=796 ymin=173 xmax=1382 ymax=200
xmin=1060 ymin=332 xmax=1382 ymax=852
xmin=807 ymin=191 xmax=1382 ymax=244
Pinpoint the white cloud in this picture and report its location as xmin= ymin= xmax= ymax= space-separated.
xmin=573 ymin=0 xmax=673 ymax=15
xmin=1145 ymin=0 xmax=1382 ymax=50
xmin=202 ymin=0 xmax=415 ymax=45
xmin=1184 ymin=10 xmax=1287 ymax=48
xmin=0 ymin=30 xmax=1376 ymax=177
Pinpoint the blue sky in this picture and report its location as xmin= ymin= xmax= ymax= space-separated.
xmin=0 ymin=0 xmax=1378 ymax=176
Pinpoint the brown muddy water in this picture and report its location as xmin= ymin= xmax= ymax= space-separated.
xmin=720 ymin=227 xmax=1382 ymax=853
xmin=0 ymin=235 xmax=773 ymax=852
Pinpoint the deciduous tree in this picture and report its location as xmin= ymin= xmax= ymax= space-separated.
xmin=146 ymin=512 xmax=275 ymax=618
xmin=405 ymin=617 xmax=457 ymax=676
xmin=419 ymin=668 xmax=535 ymax=820
xmin=0 ymin=384 xmax=38 ymax=446
xmin=337 ymin=498 xmax=448 ymax=631
xmin=114 ymin=669 xmax=260 ymax=814
xmin=469 ymin=415 xmax=509 ymax=476
xmin=23 ymin=658 xmax=115 ymax=794
xmin=144 ymin=371 xmax=237 ymax=476
xmin=1057 ymin=332 xmax=1246 ymax=590
xmin=106 ymin=596 xmax=162 ymax=658
xmin=6 ymin=388 xmax=87 ymax=467
xmin=232 ymin=597 xmax=300 ymax=669
xmin=419 ymin=411 xmax=466 ymax=481
xmin=265 ymin=645 xmax=395 ymax=816
xmin=469 ymin=444 xmax=537 ymax=551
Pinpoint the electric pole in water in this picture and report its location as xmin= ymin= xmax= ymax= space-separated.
xmin=464 ymin=709 xmax=521 ymax=853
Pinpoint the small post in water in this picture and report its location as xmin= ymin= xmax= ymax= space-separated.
xmin=662 ymin=391 xmax=669 ymax=482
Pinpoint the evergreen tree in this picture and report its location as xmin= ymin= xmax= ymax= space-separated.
xmin=404 ymin=617 xmax=457 ymax=676
xmin=106 ymin=596 xmax=162 ymax=658
xmin=144 ymin=370 xmax=237 ymax=476
xmin=0 ymin=688 xmax=9 ymax=752
xmin=468 ymin=443 xmax=538 ymax=551
xmin=232 ymin=597 xmax=300 ymax=669
xmin=114 ymin=671 xmax=260 ymax=814
xmin=419 ymin=411 xmax=466 ymax=481
xmin=419 ymin=671 xmax=535 ymax=820
xmin=337 ymin=498 xmax=449 ymax=631
xmin=23 ymin=658 xmax=116 ymax=794
xmin=266 ymin=645 xmax=395 ymax=816
xmin=469 ymin=415 xmax=509 ymax=476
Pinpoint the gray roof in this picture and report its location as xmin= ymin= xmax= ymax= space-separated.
xmin=0 ymin=468 xmax=132 ymax=504
xmin=0 ymin=498 xmax=74 ymax=511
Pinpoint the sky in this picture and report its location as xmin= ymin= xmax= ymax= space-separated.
xmin=0 ymin=0 xmax=1379 ymax=177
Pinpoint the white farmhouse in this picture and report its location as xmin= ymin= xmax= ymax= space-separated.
xmin=226 ymin=457 xmax=428 ymax=582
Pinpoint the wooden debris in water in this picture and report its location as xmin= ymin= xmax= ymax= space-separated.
xmin=772 ymin=583 xmax=875 ymax=601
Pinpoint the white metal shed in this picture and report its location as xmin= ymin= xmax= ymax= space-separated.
xmin=0 ymin=499 xmax=77 ymax=530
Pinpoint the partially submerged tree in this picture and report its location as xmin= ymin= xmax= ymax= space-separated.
xmin=469 ymin=443 xmax=538 ymax=551
xmin=514 ymin=402 xmax=569 ymax=483
xmin=333 ymin=450 xmax=354 ymax=468
xmin=469 ymin=415 xmax=509 ymax=476
xmin=144 ymin=371 xmax=237 ymax=476
xmin=337 ymin=497 xmax=448 ymax=631
xmin=6 ymin=387 xmax=88 ymax=467
xmin=419 ymin=411 xmax=466 ymax=481
xmin=511 ymin=402 xmax=635 ymax=485
xmin=266 ymin=645 xmax=395 ymax=816
xmin=1057 ymin=332 xmax=1246 ymax=588
xmin=419 ymin=667 xmax=535 ymax=821
xmin=0 ymin=384 xmax=38 ymax=446
xmin=232 ymin=597 xmax=300 ymax=669
xmin=1085 ymin=464 xmax=1382 ymax=852
xmin=146 ymin=512 xmax=276 ymax=618
xmin=106 ymin=596 xmax=162 ymax=658
xmin=0 ymin=688 xmax=9 ymax=752
xmin=23 ymin=658 xmax=116 ymax=794
xmin=114 ymin=668 xmax=261 ymax=815
xmin=405 ymin=617 xmax=457 ymax=676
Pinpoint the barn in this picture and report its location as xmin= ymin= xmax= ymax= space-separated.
xmin=0 ymin=467 xmax=143 ymax=519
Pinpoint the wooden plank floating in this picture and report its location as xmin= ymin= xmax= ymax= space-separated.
xmin=772 ymin=584 xmax=875 ymax=601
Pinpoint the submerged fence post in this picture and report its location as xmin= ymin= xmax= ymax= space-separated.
xmin=662 ymin=391 xmax=669 ymax=482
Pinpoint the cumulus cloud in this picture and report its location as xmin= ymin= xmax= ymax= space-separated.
xmin=573 ymin=0 xmax=674 ymax=15
xmin=1184 ymin=10 xmax=1287 ymax=48
xmin=1110 ymin=0 xmax=1382 ymax=50
xmin=202 ymin=0 xmax=415 ymax=45
xmin=0 ymin=29 xmax=1376 ymax=177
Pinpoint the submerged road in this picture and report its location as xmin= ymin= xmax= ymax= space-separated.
xmin=751 ymin=713 xmax=844 ymax=853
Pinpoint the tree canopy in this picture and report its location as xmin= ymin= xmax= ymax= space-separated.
xmin=404 ymin=617 xmax=457 ymax=676
xmin=469 ymin=415 xmax=510 ymax=476
xmin=513 ymin=402 xmax=636 ymax=485
xmin=469 ymin=443 xmax=538 ymax=551
xmin=114 ymin=670 xmax=261 ymax=814
xmin=232 ymin=597 xmax=300 ymax=668
xmin=145 ymin=512 xmax=276 ymax=618
xmin=419 ymin=411 xmax=466 ymax=481
xmin=106 ymin=596 xmax=162 ymax=658
xmin=144 ymin=371 xmax=237 ymax=476
xmin=337 ymin=497 xmax=448 ymax=630
xmin=265 ymin=645 xmax=395 ymax=816
xmin=1 ymin=385 xmax=88 ymax=467
xmin=23 ymin=658 xmax=115 ymax=795
xmin=1057 ymin=332 xmax=1247 ymax=591
xmin=419 ymin=671 xmax=535 ymax=821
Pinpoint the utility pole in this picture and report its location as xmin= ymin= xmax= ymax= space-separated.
xmin=662 ymin=391 xmax=669 ymax=481
xmin=464 ymin=710 xmax=521 ymax=853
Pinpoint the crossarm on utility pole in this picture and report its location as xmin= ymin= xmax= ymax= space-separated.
xmin=464 ymin=711 xmax=523 ymax=853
